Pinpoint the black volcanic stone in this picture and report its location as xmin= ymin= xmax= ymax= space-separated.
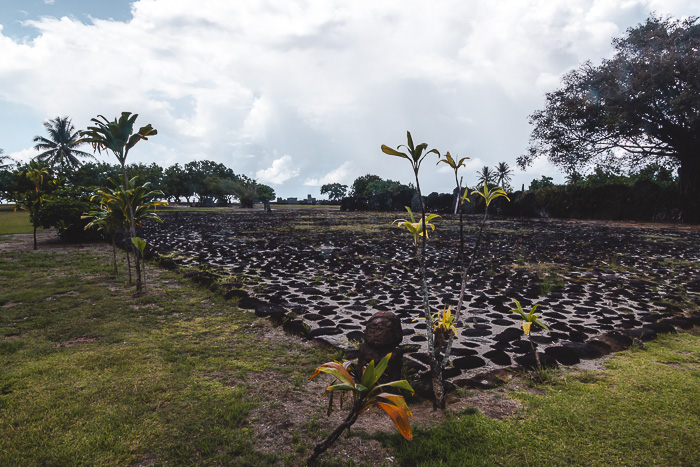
xmin=238 ymin=296 xmax=264 ymax=309
xmin=494 ymin=328 xmax=523 ymax=342
xmin=452 ymin=356 xmax=486 ymax=370
xmin=223 ymin=289 xmax=249 ymax=300
xmin=443 ymin=366 xmax=462 ymax=379
xmin=645 ymin=321 xmax=677 ymax=334
xmin=544 ymin=346 xmax=580 ymax=365
xmin=318 ymin=319 xmax=336 ymax=327
xmin=283 ymin=319 xmax=309 ymax=336
xmin=493 ymin=319 xmax=515 ymax=326
xmin=308 ymin=327 xmax=343 ymax=337
xmin=510 ymin=340 xmax=534 ymax=353
xmin=514 ymin=352 xmax=558 ymax=371
xmin=461 ymin=328 xmax=492 ymax=337
xmin=304 ymin=313 xmax=324 ymax=321
xmin=568 ymin=331 xmax=588 ymax=342
xmin=619 ymin=327 xmax=657 ymax=341
xmin=562 ymin=341 xmax=604 ymax=360
xmin=664 ymin=317 xmax=693 ymax=329
xmin=586 ymin=339 xmax=613 ymax=356
xmin=254 ymin=303 xmax=287 ymax=320
xmin=598 ymin=331 xmax=633 ymax=351
xmin=483 ymin=350 xmax=512 ymax=366
xmin=450 ymin=347 xmax=478 ymax=357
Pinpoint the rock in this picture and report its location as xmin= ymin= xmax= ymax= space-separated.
xmin=238 ymin=296 xmax=264 ymax=310
xmin=308 ymin=327 xmax=343 ymax=337
xmin=254 ymin=303 xmax=287 ymax=320
xmin=597 ymin=331 xmax=633 ymax=351
xmin=453 ymin=368 xmax=514 ymax=389
xmin=494 ymin=328 xmax=523 ymax=342
xmin=223 ymin=289 xmax=249 ymax=300
xmin=544 ymin=346 xmax=581 ymax=365
xmin=619 ymin=327 xmax=657 ymax=342
xmin=562 ymin=341 xmax=604 ymax=360
xmin=282 ymin=319 xmax=309 ymax=336
xmin=645 ymin=321 xmax=677 ymax=334
xmin=483 ymin=350 xmax=512 ymax=366
xmin=514 ymin=352 xmax=558 ymax=371
xmin=364 ymin=310 xmax=403 ymax=348
xmin=451 ymin=355 xmax=486 ymax=370
xmin=586 ymin=339 xmax=613 ymax=356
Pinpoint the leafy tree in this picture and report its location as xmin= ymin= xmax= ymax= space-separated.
xmin=529 ymin=175 xmax=554 ymax=191
xmin=15 ymin=161 xmax=52 ymax=249
xmin=81 ymin=112 xmax=158 ymax=292
xmin=163 ymin=163 xmax=192 ymax=203
xmin=519 ymin=15 xmax=700 ymax=221
xmin=495 ymin=161 xmax=513 ymax=191
xmin=33 ymin=117 xmax=94 ymax=175
xmin=350 ymin=174 xmax=383 ymax=197
xmin=320 ymin=183 xmax=348 ymax=201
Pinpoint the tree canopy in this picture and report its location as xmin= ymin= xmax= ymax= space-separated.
xmin=519 ymin=15 xmax=700 ymax=220
xmin=33 ymin=117 xmax=94 ymax=174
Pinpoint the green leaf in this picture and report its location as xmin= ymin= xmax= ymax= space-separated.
xmin=378 ymin=379 xmax=414 ymax=394
xmin=361 ymin=359 xmax=376 ymax=389
xmin=381 ymin=145 xmax=410 ymax=160
xmin=372 ymin=353 xmax=392 ymax=385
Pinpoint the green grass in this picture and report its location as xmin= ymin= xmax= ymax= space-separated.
xmin=0 ymin=210 xmax=42 ymax=235
xmin=0 ymin=245 xmax=335 ymax=465
xmin=1 ymin=238 xmax=698 ymax=466
xmin=380 ymin=331 xmax=700 ymax=466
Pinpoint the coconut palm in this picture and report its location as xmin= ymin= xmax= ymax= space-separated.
xmin=495 ymin=162 xmax=513 ymax=190
xmin=477 ymin=166 xmax=494 ymax=186
xmin=33 ymin=117 xmax=94 ymax=175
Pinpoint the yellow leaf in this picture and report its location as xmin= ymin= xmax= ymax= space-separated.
xmin=522 ymin=322 xmax=532 ymax=335
xmin=375 ymin=401 xmax=413 ymax=441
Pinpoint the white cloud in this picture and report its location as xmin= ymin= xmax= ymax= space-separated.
xmin=304 ymin=161 xmax=354 ymax=186
xmin=0 ymin=0 xmax=696 ymax=197
xmin=8 ymin=147 xmax=40 ymax=164
xmin=255 ymin=155 xmax=300 ymax=185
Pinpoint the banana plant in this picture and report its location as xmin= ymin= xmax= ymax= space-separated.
xmin=307 ymin=353 xmax=414 ymax=464
xmin=511 ymin=299 xmax=549 ymax=376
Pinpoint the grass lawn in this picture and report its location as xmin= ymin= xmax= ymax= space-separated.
xmin=0 ymin=209 xmax=43 ymax=235
xmin=0 ymin=237 xmax=698 ymax=466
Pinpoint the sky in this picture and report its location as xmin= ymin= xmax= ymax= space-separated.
xmin=1 ymin=0 xmax=698 ymax=199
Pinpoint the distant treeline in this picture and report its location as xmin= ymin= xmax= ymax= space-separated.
xmin=339 ymin=165 xmax=681 ymax=222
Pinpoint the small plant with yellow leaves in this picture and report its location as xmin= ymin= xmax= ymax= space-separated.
xmin=307 ymin=353 xmax=414 ymax=465
xmin=393 ymin=206 xmax=440 ymax=253
xmin=510 ymin=298 xmax=549 ymax=376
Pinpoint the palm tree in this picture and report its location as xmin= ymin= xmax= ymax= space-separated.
xmin=477 ymin=166 xmax=494 ymax=186
xmin=81 ymin=112 xmax=157 ymax=292
xmin=495 ymin=162 xmax=513 ymax=191
xmin=33 ymin=117 xmax=94 ymax=174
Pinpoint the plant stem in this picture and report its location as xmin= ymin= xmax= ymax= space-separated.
xmin=307 ymin=407 xmax=360 ymax=465
xmin=442 ymin=206 xmax=490 ymax=371
xmin=414 ymin=171 xmax=443 ymax=409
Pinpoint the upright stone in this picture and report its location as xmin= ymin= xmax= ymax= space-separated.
xmin=357 ymin=311 xmax=404 ymax=383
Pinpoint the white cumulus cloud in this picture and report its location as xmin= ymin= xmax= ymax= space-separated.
xmin=255 ymin=155 xmax=300 ymax=185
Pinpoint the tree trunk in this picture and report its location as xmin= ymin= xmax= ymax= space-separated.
xmin=307 ymin=409 xmax=360 ymax=465
xmin=111 ymin=234 xmax=118 ymax=277
xmin=33 ymin=225 xmax=37 ymax=250
xmin=678 ymin=155 xmax=700 ymax=223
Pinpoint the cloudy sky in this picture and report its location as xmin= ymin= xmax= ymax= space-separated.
xmin=1 ymin=0 xmax=697 ymax=198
